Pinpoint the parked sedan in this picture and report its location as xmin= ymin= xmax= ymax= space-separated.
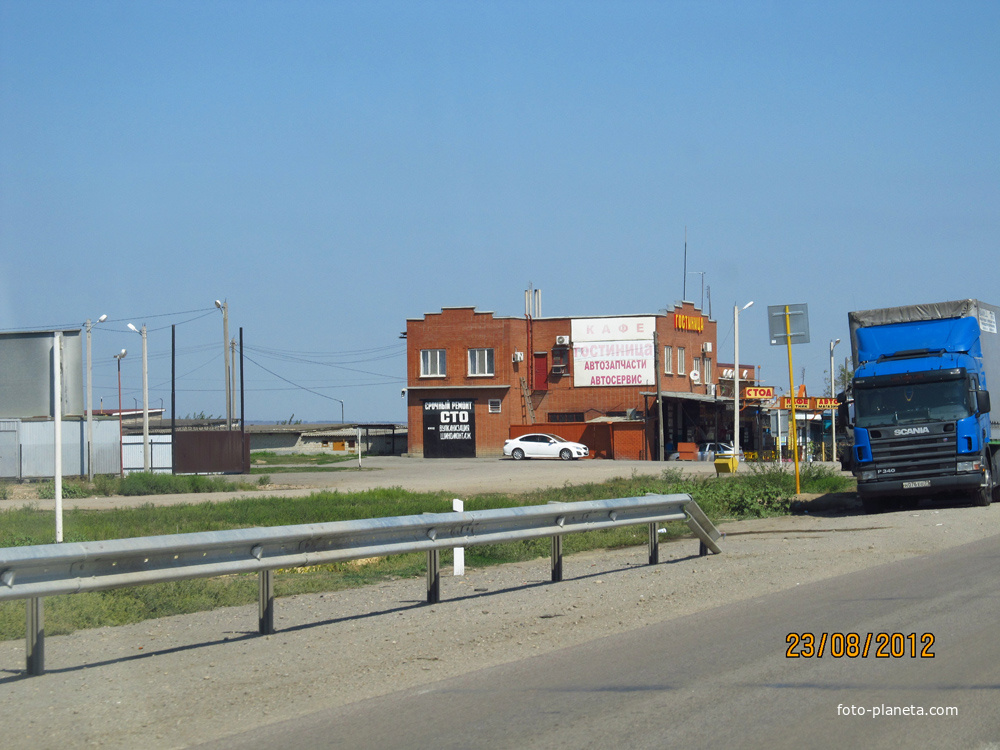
xmin=503 ymin=433 xmax=590 ymax=460
xmin=667 ymin=442 xmax=745 ymax=461
xmin=698 ymin=442 xmax=745 ymax=461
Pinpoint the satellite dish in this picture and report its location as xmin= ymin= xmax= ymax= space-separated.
xmin=689 ymin=371 xmax=701 ymax=383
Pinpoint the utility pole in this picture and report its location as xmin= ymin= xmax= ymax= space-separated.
xmin=216 ymin=300 xmax=231 ymax=430
xmin=230 ymin=338 xmax=237 ymax=428
xmin=127 ymin=323 xmax=150 ymax=471
xmin=84 ymin=314 xmax=107 ymax=482
xmin=654 ymin=330 xmax=664 ymax=461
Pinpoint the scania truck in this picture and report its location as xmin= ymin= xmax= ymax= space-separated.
xmin=845 ymin=299 xmax=999 ymax=510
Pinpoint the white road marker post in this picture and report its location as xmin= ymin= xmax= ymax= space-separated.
xmin=452 ymin=499 xmax=465 ymax=576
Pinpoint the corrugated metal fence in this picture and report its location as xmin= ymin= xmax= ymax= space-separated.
xmin=2 ymin=420 xmax=123 ymax=479
xmin=0 ymin=420 xmax=176 ymax=478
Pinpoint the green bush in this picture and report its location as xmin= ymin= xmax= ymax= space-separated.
xmin=36 ymin=480 xmax=91 ymax=499
xmin=94 ymin=475 xmax=119 ymax=496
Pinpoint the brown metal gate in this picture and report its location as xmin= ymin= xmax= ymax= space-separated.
xmin=173 ymin=431 xmax=250 ymax=474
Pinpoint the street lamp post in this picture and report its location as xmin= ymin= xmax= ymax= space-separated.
xmin=114 ymin=349 xmax=127 ymax=477
xmin=84 ymin=314 xmax=107 ymax=482
xmin=734 ymin=301 xmax=754 ymax=465
xmin=830 ymin=338 xmax=841 ymax=463
xmin=331 ymin=398 xmax=345 ymax=423
xmin=128 ymin=323 xmax=150 ymax=471
xmin=215 ymin=300 xmax=231 ymax=430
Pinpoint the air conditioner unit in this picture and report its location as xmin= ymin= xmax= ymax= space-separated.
xmin=707 ymin=384 xmax=717 ymax=396
xmin=551 ymin=364 xmax=566 ymax=374
xmin=703 ymin=342 xmax=712 ymax=353
xmin=555 ymin=335 xmax=570 ymax=346
xmin=512 ymin=351 xmax=524 ymax=363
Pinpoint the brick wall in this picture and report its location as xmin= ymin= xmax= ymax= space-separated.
xmin=405 ymin=304 xmax=731 ymax=458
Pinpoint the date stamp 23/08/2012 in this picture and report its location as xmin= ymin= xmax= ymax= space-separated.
xmin=786 ymin=632 xmax=935 ymax=659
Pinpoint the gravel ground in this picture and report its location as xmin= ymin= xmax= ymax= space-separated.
xmin=1 ymin=461 xmax=998 ymax=748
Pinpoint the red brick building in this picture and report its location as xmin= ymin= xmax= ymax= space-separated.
xmin=405 ymin=303 xmax=758 ymax=459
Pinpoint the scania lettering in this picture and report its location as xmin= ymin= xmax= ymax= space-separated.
xmin=844 ymin=299 xmax=999 ymax=511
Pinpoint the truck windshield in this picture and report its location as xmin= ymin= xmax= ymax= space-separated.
xmin=854 ymin=379 xmax=972 ymax=428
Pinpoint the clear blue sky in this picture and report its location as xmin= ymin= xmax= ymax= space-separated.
xmin=2 ymin=1 xmax=997 ymax=422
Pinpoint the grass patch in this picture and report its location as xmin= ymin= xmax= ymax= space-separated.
xmin=0 ymin=467 xmax=855 ymax=640
xmin=34 ymin=472 xmax=262 ymax=499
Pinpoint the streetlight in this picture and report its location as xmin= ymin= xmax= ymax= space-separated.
xmin=734 ymin=301 xmax=754 ymax=466
xmin=114 ymin=349 xmax=127 ymax=478
xmin=215 ymin=300 xmax=231 ymax=430
xmin=331 ymin=398 xmax=345 ymax=423
xmin=127 ymin=323 xmax=150 ymax=472
xmin=830 ymin=338 xmax=841 ymax=463
xmin=84 ymin=314 xmax=107 ymax=482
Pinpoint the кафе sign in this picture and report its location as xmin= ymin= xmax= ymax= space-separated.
xmin=571 ymin=317 xmax=655 ymax=388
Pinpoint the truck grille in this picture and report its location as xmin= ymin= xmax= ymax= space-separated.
xmin=868 ymin=426 xmax=956 ymax=479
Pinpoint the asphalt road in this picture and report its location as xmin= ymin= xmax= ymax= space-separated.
xmin=197 ymin=533 xmax=1000 ymax=750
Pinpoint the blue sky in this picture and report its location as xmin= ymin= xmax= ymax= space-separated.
xmin=2 ymin=1 xmax=997 ymax=422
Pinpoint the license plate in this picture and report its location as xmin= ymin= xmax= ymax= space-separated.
xmin=903 ymin=480 xmax=931 ymax=489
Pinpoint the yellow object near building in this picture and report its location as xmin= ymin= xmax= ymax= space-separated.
xmin=714 ymin=457 xmax=739 ymax=475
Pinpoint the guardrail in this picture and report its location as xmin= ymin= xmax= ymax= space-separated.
xmin=0 ymin=493 xmax=721 ymax=676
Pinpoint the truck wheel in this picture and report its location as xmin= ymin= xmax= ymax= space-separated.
xmin=973 ymin=456 xmax=992 ymax=507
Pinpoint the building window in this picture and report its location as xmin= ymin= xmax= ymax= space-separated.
xmin=488 ymin=399 xmax=502 ymax=413
xmin=421 ymin=349 xmax=446 ymax=377
xmin=704 ymin=357 xmax=712 ymax=384
xmin=677 ymin=347 xmax=686 ymax=376
xmin=664 ymin=345 xmax=673 ymax=374
xmin=468 ymin=348 xmax=495 ymax=376
xmin=692 ymin=357 xmax=701 ymax=379
xmin=548 ymin=412 xmax=585 ymax=422
xmin=551 ymin=347 xmax=570 ymax=375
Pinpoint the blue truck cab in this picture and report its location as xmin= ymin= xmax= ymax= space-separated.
xmin=846 ymin=300 xmax=999 ymax=510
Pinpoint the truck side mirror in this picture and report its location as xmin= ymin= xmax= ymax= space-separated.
xmin=838 ymin=402 xmax=852 ymax=427
xmin=977 ymin=390 xmax=991 ymax=414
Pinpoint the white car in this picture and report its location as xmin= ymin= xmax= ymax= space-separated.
xmin=698 ymin=442 xmax=745 ymax=461
xmin=503 ymin=433 xmax=590 ymax=460
xmin=667 ymin=442 xmax=745 ymax=461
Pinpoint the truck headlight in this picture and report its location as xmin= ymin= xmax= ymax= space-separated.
xmin=859 ymin=470 xmax=877 ymax=481
xmin=957 ymin=460 xmax=979 ymax=473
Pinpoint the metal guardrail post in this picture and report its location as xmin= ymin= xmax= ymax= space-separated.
xmin=648 ymin=521 xmax=659 ymax=565
xmin=26 ymin=597 xmax=43 ymax=676
xmin=258 ymin=570 xmax=274 ymax=635
xmin=551 ymin=535 xmax=563 ymax=582
xmin=426 ymin=549 xmax=440 ymax=604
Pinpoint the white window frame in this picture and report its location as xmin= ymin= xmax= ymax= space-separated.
xmin=692 ymin=357 xmax=701 ymax=379
xmin=677 ymin=347 xmax=686 ymax=376
xmin=704 ymin=357 xmax=712 ymax=384
xmin=664 ymin=345 xmax=673 ymax=374
xmin=488 ymin=398 xmax=502 ymax=413
xmin=468 ymin=348 xmax=495 ymax=377
xmin=420 ymin=349 xmax=446 ymax=377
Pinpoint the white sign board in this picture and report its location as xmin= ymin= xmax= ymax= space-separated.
xmin=571 ymin=317 xmax=655 ymax=387
xmin=571 ymin=317 xmax=655 ymax=342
